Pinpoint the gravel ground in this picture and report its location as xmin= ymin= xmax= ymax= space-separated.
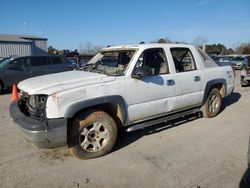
xmin=0 ymin=71 xmax=249 ymax=188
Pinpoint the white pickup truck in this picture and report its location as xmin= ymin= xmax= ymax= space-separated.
xmin=10 ymin=44 xmax=234 ymax=159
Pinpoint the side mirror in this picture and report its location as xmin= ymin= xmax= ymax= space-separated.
xmin=132 ymin=66 xmax=154 ymax=79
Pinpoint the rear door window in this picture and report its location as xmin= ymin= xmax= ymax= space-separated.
xmin=170 ymin=48 xmax=197 ymax=73
xmin=50 ymin=57 xmax=63 ymax=64
xmin=30 ymin=57 xmax=48 ymax=66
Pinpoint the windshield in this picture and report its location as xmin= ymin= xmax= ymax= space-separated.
xmin=84 ymin=50 xmax=136 ymax=76
xmin=0 ymin=59 xmax=12 ymax=68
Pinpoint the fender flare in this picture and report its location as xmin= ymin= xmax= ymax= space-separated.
xmin=64 ymin=95 xmax=128 ymax=126
xmin=202 ymin=78 xmax=227 ymax=105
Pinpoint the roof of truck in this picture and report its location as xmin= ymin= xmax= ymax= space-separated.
xmin=102 ymin=43 xmax=194 ymax=51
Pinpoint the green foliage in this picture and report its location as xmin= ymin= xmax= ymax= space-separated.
xmin=234 ymin=43 xmax=250 ymax=54
xmin=205 ymin=43 xmax=234 ymax=55
xmin=242 ymin=46 xmax=250 ymax=54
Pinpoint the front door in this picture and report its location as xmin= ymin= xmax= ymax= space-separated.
xmin=3 ymin=57 xmax=31 ymax=86
xmin=125 ymin=48 xmax=181 ymax=123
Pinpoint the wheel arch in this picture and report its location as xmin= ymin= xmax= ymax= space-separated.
xmin=64 ymin=95 xmax=128 ymax=128
xmin=202 ymin=78 xmax=226 ymax=105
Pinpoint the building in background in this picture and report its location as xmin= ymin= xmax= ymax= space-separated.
xmin=0 ymin=34 xmax=48 ymax=58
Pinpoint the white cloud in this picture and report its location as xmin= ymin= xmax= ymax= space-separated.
xmin=191 ymin=0 xmax=211 ymax=8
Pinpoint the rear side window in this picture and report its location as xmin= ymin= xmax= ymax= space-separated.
xmin=197 ymin=48 xmax=217 ymax=68
xmin=31 ymin=57 xmax=48 ymax=66
xmin=170 ymin=48 xmax=197 ymax=73
xmin=50 ymin=57 xmax=63 ymax=64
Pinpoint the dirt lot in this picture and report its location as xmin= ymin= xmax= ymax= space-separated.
xmin=0 ymin=71 xmax=249 ymax=188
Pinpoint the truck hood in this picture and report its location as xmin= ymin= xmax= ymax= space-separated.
xmin=18 ymin=71 xmax=116 ymax=95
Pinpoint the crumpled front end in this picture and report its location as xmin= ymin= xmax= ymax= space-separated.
xmin=9 ymin=92 xmax=67 ymax=149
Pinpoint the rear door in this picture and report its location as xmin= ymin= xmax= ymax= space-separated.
xmin=49 ymin=56 xmax=70 ymax=73
xmin=30 ymin=56 xmax=50 ymax=76
xmin=170 ymin=47 xmax=203 ymax=108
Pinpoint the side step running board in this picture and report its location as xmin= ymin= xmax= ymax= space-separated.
xmin=125 ymin=108 xmax=200 ymax=132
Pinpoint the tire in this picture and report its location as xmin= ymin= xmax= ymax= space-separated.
xmin=68 ymin=110 xmax=118 ymax=159
xmin=241 ymin=76 xmax=248 ymax=87
xmin=0 ymin=81 xmax=3 ymax=94
xmin=202 ymin=88 xmax=222 ymax=118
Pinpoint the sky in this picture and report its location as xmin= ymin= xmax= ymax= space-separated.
xmin=0 ymin=0 xmax=250 ymax=50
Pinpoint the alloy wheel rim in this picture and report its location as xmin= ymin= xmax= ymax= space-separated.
xmin=79 ymin=122 xmax=109 ymax=152
xmin=208 ymin=94 xmax=220 ymax=113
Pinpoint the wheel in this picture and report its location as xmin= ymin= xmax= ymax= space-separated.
xmin=202 ymin=88 xmax=222 ymax=118
xmin=241 ymin=76 xmax=248 ymax=87
xmin=68 ymin=110 xmax=118 ymax=159
xmin=0 ymin=81 xmax=3 ymax=94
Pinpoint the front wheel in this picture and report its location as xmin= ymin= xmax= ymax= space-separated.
xmin=68 ymin=110 xmax=117 ymax=159
xmin=202 ymin=88 xmax=222 ymax=118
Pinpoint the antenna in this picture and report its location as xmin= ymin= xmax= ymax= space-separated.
xmin=23 ymin=22 xmax=26 ymax=34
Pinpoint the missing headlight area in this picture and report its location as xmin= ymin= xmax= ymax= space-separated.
xmin=19 ymin=93 xmax=48 ymax=120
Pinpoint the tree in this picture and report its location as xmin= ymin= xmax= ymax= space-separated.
xmin=151 ymin=37 xmax=172 ymax=43
xmin=78 ymin=43 xmax=84 ymax=54
xmin=158 ymin=37 xmax=172 ymax=43
xmin=78 ymin=42 xmax=103 ymax=55
xmin=85 ymin=42 xmax=93 ymax=54
xmin=234 ymin=42 xmax=250 ymax=54
xmin=193 ymin=36 xmax=208 ymax=48
xmin=242 ymin=46 xmax=250 ymax=54
xmin=48 ymin=46 xmax=57 ymax=54
xmin=224 ymin=48 xmax=234 ymax=55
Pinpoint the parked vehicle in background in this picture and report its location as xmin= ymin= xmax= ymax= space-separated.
xmin=10 ymin=44 xmax=234 ymax=159
xmin=240 ymin=135 xmax=250 ymax=187
xmin=0 ymin=55 xmax=71 ymax=93
xmin=67 ymin=59 xmax=78 ymax=70
xmin=219 ymin=56 xmax=232 ymax=63
xmin=230 ymin=56 xmax=247 ymax=70
xmin=241 ymin=56 xmax=250 ymax=87
xmin=0 ymin=57 xmax=9 ymax=64
xmin=78 ymin=55 xmax=93 ymax=69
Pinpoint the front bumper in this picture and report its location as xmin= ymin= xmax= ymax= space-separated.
xmin=9 ymin=101 xmax=67 ymax=149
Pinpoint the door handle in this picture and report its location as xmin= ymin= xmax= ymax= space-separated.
xmin=167 ymin=79 xmax=175 ymax=86
xmin=194 ymin=76 xmax=201 ymax=82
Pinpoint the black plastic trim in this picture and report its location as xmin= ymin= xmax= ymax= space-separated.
xmin=64 ymin=95 xmax=127 ymax=126
xmin=202 ymin=78 xmax=226 ymax=105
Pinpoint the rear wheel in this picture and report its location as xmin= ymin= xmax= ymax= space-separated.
xmin=241 ymin=76 xmax=248 ymax=87
xmin=0 ymin=81 xmax=3 ymax=94
xmin=68 ymin=110 xmax=117 ymax=159
xmin=202 ymin=88 xmax=222 ymax=118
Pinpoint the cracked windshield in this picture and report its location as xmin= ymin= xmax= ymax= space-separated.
xmin=84 ymin=50 xmax=136 ymax=76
